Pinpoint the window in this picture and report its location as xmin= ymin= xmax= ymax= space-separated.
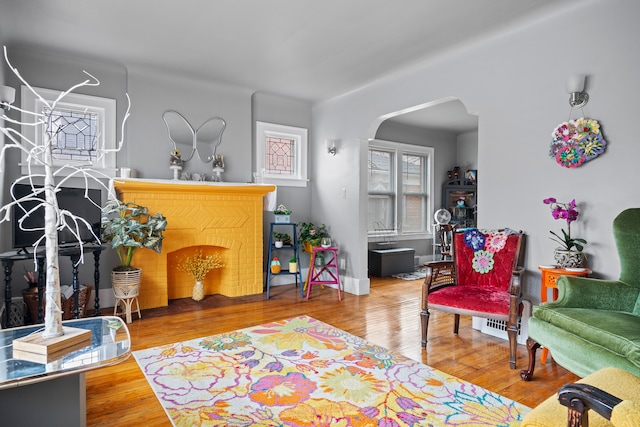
xmin=256 ymin=121 xmax=308 ymax=187
xmin=21 ymin=86 xmax=117 ymax=177
xmin=368 ymin=140 xmax=434 ymax=239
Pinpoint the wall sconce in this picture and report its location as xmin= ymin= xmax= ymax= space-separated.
xmin=325 ymin=139 xmax=338 ymax=156
xmin=566 ymin=74 xmax=589 ymax=108
xmin=0 ymin=85 xmax=16 ymax=111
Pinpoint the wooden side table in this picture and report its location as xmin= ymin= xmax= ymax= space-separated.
xmin=538 ymin=265 xmax=591 ymax=363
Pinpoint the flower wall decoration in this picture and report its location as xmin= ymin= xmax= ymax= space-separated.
xmin=550 ymin=117 xmax=606 ymax=168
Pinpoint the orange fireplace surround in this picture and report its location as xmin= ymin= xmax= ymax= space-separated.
xmin=112 ymin=179 xmax=276 ymax=309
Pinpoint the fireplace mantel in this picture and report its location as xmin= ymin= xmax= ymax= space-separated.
xmin=112 ymin=178 xmax=276 ymax=309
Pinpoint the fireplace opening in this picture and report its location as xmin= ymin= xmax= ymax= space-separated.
xmin=167 ymin=245 xmax=228 ymax=300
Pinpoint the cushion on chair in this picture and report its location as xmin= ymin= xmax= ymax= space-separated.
xmin=520 ymin=367 xmax=640 ymax=427
xmin=533 ymin=306 xmax=640 ymax=369
xmin=428 ymin=286 xmax=510 ymax=317
xmin=454 ymin=231 xmax=522 ymax=292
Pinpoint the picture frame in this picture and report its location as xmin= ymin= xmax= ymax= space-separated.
xmin=466 ymin=169 xmax=477 ymax=182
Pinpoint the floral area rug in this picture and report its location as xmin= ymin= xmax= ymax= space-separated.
xmin=134 ymin=315 xmax=529 ymax=426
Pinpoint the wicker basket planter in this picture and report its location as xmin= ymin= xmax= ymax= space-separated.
xmin=111 ymin=267 xmax=142 ymax=288
xmin=112 ymin=268 xmax=142 ymax=323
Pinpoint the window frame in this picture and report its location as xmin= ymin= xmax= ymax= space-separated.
xmin=368 ymin=139 xmax=434 ymax=242
xmin=255 ymin=121 xmax=308 ymax=188
xmin=20 ymin=86 xmax=117 ymax=177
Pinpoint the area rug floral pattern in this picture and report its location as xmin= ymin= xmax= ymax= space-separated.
xmin=134 ymin=315 xmax=529 ymax=426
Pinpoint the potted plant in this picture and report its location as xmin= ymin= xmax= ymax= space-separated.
xmin=176 ymin=248 xmax=224 ymax=301
xmin=289 ymin=255 xmax=298 ymax=273
xmin=543 ymin=197 xmax=587 ymax=267
xmin=272 ymin=232 xmax=292 ymax=247
xmin=298 ymin=221 xmax=329 ymax=252
xmin=101 ymin=199 xmax=168 ymax=290
xmin=274 ymin=204 xmax=292 ymax=223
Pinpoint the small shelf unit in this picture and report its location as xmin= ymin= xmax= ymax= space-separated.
xmin=266 ymin=222 xmax=304 ymax=299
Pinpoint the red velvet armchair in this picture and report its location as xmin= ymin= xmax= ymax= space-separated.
xmin=421 ymin=228 xmax=526 ymax=368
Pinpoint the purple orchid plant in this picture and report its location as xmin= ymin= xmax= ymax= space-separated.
xmin=543 ymin=197 xmax=587 ymax=252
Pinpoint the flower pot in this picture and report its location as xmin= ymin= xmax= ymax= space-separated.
xmin=289 ymin=262 xmax=298 ymax=273
xmin=192 ymin=280 xmax=204 ymax=301
xmin=553 ymin=249 xmax=585 ymax=268
xmin=112 ymin=267 xmax=142 ymax=288
xmin=275 ymin=241 xmax=283 ymax=248
xmin=275 ymin=214 xmax=290 ymax=223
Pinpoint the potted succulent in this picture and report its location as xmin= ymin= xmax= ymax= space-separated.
xmin=101 ymin=199 xmax=168 ymax=291
xmin=288 ymin=255 xmax=298 ymax=273
xmin=298 ymin=221 xmax=329 ymax=252
xmin=274 ymin=204 xmax=292 ymax=223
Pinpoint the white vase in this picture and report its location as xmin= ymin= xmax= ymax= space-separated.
xmin=192 ymin=280 xmax=204 ymax=301
xmin=553 ymin=249 xmax=585 ymax=268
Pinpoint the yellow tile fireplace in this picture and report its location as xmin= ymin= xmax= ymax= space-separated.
xmin=112 ymin=179 xmax=276 ymax=309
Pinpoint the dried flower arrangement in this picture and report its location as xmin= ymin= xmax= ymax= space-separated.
xmin=176 ymin=249 xmax=224 ymax=281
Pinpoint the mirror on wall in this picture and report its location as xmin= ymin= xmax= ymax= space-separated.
xmin=163 ymin=110 xmax=226 ymax=164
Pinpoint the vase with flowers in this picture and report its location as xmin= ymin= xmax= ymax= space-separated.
xmin=543 ymin=197 xmax=587 ymax=268
xmin=176 ymin=249 xmax=224 ymax=301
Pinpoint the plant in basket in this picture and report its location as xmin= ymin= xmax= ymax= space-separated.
xmin=101 ymin=199 xmax=168 ymax=303
xmin=101 ymin=199 xmax=167 ymax=270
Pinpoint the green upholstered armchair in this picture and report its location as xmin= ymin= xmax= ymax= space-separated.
xmin=521 ymin=208 xmax=640 ymax=381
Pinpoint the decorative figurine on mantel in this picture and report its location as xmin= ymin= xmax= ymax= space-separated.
xmin=170 ymin=149 xmax=183 ymax=180
xmin=212 ymin=154 xmax=224 ymax=182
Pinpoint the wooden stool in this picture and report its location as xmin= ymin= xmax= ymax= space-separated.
xmin=113 ymin=283 xmax=141 ymax=324
xmin=306 ymin=247 xmax=341 ymax=300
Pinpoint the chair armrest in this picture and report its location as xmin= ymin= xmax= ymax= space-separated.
xmin=544 ymin=276 xmax=640 ymax=311
xmin=557 ymin=383 xmax=621 ymax=424
xmin=423 ymin=261 xmax=455 ymax=293
xmin=509 ymin=266 xmax=524 ymax=296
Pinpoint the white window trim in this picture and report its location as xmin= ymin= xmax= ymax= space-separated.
xmin=20 ymin=86 xmax=117 ymax=177
xmin=255 ymin=121 xmax=308 ymax=188
xmin=368 ymin=139 xmax=434 ymax=242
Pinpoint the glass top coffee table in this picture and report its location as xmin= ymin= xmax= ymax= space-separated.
xmin=0 ymin=316 xmax=130 ymax=389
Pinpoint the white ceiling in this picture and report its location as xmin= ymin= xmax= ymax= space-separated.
xmin=0 ymin=0 xmax=584 ymax=130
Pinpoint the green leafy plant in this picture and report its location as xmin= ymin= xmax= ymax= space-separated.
xmin=289 ymin=255 xmax=297 ymax=263
xmin=274 ymin=204 xmax=291 ymax=215
xmin=272 ymin=232 xmax=292 ymax=245
xmin=297 ymin=221 xmax=329 ymax=249
xmin=101 ymin=199 xmax=168 ymax=270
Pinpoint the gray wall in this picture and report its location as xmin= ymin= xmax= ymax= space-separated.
xmin=251 ymin=92 xmax=314 ymax=273
xmin=0 ymin=49 xmax=315 ymax=300
xmin=312 ymin=0 xmax=640 ymax=302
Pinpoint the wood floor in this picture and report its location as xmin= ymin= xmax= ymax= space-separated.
xmin=85 ymin=275 xmax=579 ymax=426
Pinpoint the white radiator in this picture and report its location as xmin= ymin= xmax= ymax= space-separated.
xmin=471 ymin=300 xmax=531 ymax=345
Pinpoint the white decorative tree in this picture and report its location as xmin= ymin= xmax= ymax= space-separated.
xmin=0 ymin=47 xmax=129 ymax=338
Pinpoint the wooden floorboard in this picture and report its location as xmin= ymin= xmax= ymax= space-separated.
xmin=85 ymin=275 xmax=579 ymax=426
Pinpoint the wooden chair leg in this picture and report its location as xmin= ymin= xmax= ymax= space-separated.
xmin=453 ymin=313 xmax=460 ymax=334
xmin=420 ymin=308 xmax=430 ymax=348
xmin=507 ymin=323 xmax=518 ymax=369
xmin=520 ymin=337 xmax=541 ymax=381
